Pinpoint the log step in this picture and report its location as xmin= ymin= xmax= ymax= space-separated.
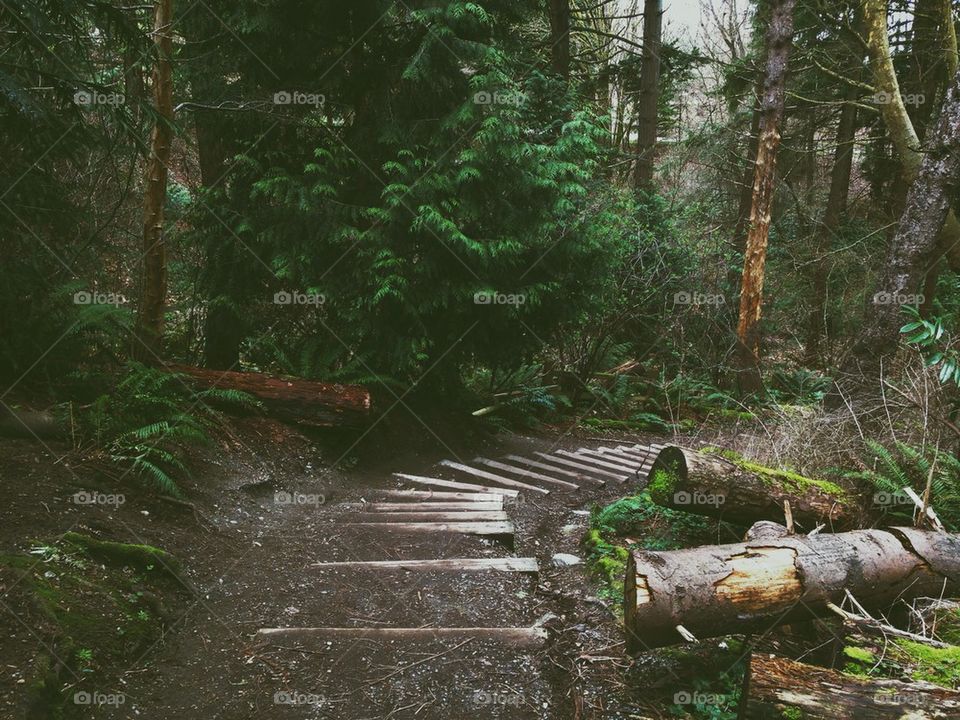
xmin=439 ymin=460 xmax=551 ymax=495
xmin=256 ymin=626 xmax=547 ymax=648
xmin=472 ymin=458 xmax=579 ymax=490
xmin=351 ymin=511 xmax=510 ymax=523
xmin=531 ymin=452 xmax=623 ymax=480
xmin=564 ymin=448 xmax=640 ymax=473
xmin=363 ymin=501 xmax=504 ymax=512
xmin=501 ymin=454 xmax=592 ymax=481
xmin=375 ymin=489 xmax=506 ymax=501
xmin=308 ymin=557 xmax=539 ymax=573
xmin=393 ymin=473 xmax=520 ymax=497
xmin=343 ymin=521 xmax=514 ymax=536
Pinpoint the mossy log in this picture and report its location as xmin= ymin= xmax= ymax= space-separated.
xmin=647 ymin=446 xmax=856 ymax=529
xmin=167 ymin=363 xmax=371 ymax=427
xmin=624 ymin=524 xmax=960 ymax=651
xmin=743 ymin=653 xmax=960 ymax=718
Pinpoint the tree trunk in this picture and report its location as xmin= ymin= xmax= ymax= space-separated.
xmin=734 ymin=0 xmax=797 ymax=393
xmin=133 ymin=0 xmax=174 ymax=363
xmin=743 ymin=654 xmax=960 ymax=718
xmin=843 ymin=64 xmax=960 ymax=376
xmin=624 ymin=525 xmax=960 ymax=650
xmin=166 ymin=364 xmax=372 ymax=427
xmin=548 ymin=0 xmax=570 ymax=79
xmin=733 ymin=94 xmax=762 ymax=258
xmin=634 ymin=0 xmax=662 ymax=190
xmin=647 ymin=446 xmax=857 ymax=529
xmin=862 ymin=0 xmax=960 ymax=283
xmin=805 ymin=90 xmax=858 ymax=366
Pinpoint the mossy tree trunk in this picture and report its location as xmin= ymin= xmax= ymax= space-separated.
xmin=743 ymin=653 xmax=960 ymax=718
xmin=647 ymin=446 xmax=856 ymax=529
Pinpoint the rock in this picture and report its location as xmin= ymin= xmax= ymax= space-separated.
xmin=551 ymin=553 xmax=582 ymax=567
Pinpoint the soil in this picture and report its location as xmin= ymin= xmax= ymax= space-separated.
xmin=0 ymin=412 xmax=757 ymax=720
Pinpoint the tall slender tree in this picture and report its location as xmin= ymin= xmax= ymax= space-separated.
xmin=734 ymin=0 xmax=798 ymax=392
xmin=134 ymin=0 xmax=174 ymax=362
xmin=805 ymin=87 xmax=858 ymax=365
xmin=634 ymin=0 xmax=662 ymax=189
xmin=548 ymin=0 xmax=571 ymax=79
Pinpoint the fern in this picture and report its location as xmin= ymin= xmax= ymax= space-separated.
xmin=840 ymin=440 xmax=960 ymax=530
xmin=77 ymin=363 xmax=258 ymax=497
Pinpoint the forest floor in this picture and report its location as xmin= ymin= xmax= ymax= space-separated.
xmin=0 ymin=414 xmax=763 ymax=719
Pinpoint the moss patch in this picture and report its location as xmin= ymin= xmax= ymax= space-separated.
xmin=894 ymin=640 xmax=960 ymax=687
xmin=701 ymin=447 xmax=846 ymax=499
xmin=1 ymin=534 xmax=186 ymax=719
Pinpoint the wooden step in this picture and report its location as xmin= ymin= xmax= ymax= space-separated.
xmin=439 ymin=460 xmax=551 ymax=495
xmin=375 ymin=489 xmax=506 ymax=501
xmin=531 ymin=452 xmax=624 ymax=480
xmin=308 ymin=557 xmax=539 ymax=573
xmin=596 ymin=449 xmax=648 ymax=466
xmin=559 ymin=449 xmax=639 ymax=473
xmin=351 ymin=511 xmax=510 ymax=523
xmin=256 ymin=626 xmax=547 ymax=648
xmin=572 ymin=447 xmax=642 ymax=469
xmin=472 ymin=458 xmax=579 ymax=490
xmin=599 ymin=446 xmax=651 ymax=463
xmin=343 ymin=521 xmax=514 ymax=536
xmin=364 ymin=501 xmax=504 ymax=512
xmin=501 ymin=454 xmax=587 ymax=480
xmin=393 ymin=473 xmax=520 ymax=497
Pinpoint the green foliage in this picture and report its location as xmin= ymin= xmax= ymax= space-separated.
xmin=901 ymin=307 xmax=960 ymax=386
xmin=838 ymin=440 xmax=960 ymax=530
xmin=77 ymin=363 xmax=260 ymax=496
xmin=768 ymin=367 xmax=831 ymax=405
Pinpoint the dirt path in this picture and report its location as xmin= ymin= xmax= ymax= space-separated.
xmin=0 ymin=421 xmax=680 ymax=719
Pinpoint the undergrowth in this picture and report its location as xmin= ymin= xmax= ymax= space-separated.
xmin=74 ymin=362 xmax=260 ymax=496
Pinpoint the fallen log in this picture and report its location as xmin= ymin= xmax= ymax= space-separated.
xmin=743 ymin=654 xmax=960 ymax=719
xmin=624 ymin=524 xmax=960 ymax=651
xmin=166 ymin=363 xmax=371 ymax=427
xmin=647 ymin=446 xmax=856 ymax=528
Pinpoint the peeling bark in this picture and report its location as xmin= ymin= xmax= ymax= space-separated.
xmin=624 ymin=525 xmax=960 ymax=651
xmin=734 ymin=0 xmax=797 ymax=392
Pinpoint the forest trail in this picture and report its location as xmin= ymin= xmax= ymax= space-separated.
xmin=101 ymin=434 xmax=666 ymax=719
